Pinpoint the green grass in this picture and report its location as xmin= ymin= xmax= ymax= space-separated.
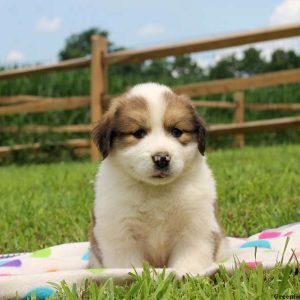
xmin=48 ymin=263 xmax=300 ymax=300
xmin=1 ymin=145 xmax=300 ymax=299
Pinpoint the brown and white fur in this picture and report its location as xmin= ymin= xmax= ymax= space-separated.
xmin=89 ymin=83 xmax=228 ymax=276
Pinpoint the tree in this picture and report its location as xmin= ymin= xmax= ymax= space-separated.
xmin=171 ymin=55 xmax=204 ymax=83
xmin=209 ymin=55 xmax=239 ymax=79
xmin=267 ymin=49 xmax=300 ymax=71
xmin=238 ymin=48 xmax=266 ymax=76
xmin=58 ymin=28 xmax=117 ymax=60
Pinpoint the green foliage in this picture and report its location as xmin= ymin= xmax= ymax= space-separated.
xmin=238 ymin=48 xmax=267 ymax=75
xmin=59 ymin=28 xmax=107 ymax=60
xmin=267 ymin=49 xmax=300 ymax=72
xmin=209 ymin=55 xmax=239 ymax=79
xmin=171 ymin=55 xmax=205 ymax=83
xmin=58 ymin=27 xmax=124 ymax=61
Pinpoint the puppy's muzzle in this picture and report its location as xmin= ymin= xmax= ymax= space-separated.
xmin=152 ymin=152 xmax=171 ymax=169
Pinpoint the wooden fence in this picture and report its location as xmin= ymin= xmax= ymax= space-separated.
xmin=1 ymin=23 xmax=300 ymax=160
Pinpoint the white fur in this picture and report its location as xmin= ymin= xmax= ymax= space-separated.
xmin=90 ymin=83 xmax=227 ymax=275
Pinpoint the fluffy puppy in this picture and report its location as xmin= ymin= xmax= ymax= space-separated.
xmin=89 ymin=83 xmax=227 ymax=276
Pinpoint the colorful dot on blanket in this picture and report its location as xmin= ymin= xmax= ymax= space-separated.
xmin=31 ymin=247 xmax=52 ymax=258
xmin=283 ymin=231 xmax=293 ymax=237
xmin=82 ymin=251 xmax=89 ymax=261
xmin=47 ymin=268 xmax=58 ymax=272
xmin=23 ymin=287 xmax=55 ymax=300
xmin=258 ymin=231 xmax=281 ymax=239
xmin=0 ymin=259 xmax=21 ymax=267
xmin=0 ymin=273 xmax=11 ymax=276
xmin=240 ymin=240 xmax=271 ymax=249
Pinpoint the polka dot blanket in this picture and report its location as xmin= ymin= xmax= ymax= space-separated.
xmin=1 ymin=222 xmax=300 ymax=299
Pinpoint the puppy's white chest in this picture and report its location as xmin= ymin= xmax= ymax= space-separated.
xmin=129 ymin=203 xmax=183 ymax=266
xmin=131 ymin=204 xmax=176 ymax=237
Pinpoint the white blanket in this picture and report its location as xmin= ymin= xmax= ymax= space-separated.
xmin=1 ymin=222 xmax=299 ymax=299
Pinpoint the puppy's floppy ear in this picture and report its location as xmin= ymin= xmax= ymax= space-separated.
xmin=92 ymin=112 xmax=116 ymax=159
xmin=196 ymin=115 xmax=207 ymax=156
xmin=189 ymin=105 xmax=206 ymax=156
xmin=177 ymin=93 xmax=207 ymax=156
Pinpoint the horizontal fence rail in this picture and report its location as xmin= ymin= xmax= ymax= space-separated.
xmin=0 ymin=124 xmax=92 ymax=133
xmin=193 ymin=100 xmax=235 ymax=109
xmin=103 ymin=67 xmax=300 ymax=103
xmin=173 ymin=67 xmax=300 ymax=96
xmin=209 ymin=116 xmax=300 ymax=135
xmin=1 ymin=95 xmax=299 ymax=118
xmin=0 ymin=57 xmax=90 ymax=80
xmin=0 ymin=96 xmax=90 ymax=116
xmin=0 ymin=139 xmax=90 ymax=157
xmin=0 ymin=95 xmax=46 ymax=105
xmin=245 ymin=103 xmax=300 ymax=111
xmin=195 ymin=101 xmax=300 ymax=111
xmin=104 ymin=23 xmax=300 ymax=64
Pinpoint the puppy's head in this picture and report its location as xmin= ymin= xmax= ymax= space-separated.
xmin=92 ymin=83 xmax=206 ymax=185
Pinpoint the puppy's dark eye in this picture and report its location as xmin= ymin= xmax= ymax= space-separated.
xmin=171 ymin=127 xmax=183 ymax=138
xmin=132 ymin=128 xmax=147 ymax=139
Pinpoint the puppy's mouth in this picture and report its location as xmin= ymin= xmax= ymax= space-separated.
xmin=151 ymin=170 xmax=170 ymax=178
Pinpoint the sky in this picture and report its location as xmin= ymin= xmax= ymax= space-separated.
xmin=1 ymin=0 xmax=300 ymax=67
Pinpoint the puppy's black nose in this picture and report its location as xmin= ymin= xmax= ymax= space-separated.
xmin=152 ymin=152 xmax=171 ymax=169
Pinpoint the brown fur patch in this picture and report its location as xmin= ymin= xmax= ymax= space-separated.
xmin=92 ymin=94 xmax=150 ymax=157
xmin=211 ymin=231 xmax=222 ymax=261
xmin=213 ymin=202 xmax=220 ymax=221
xmin=163 ymin=92 xmax=206 ymax=153
xmin=163 ymin=92 xmax=198 ymax=131
xmin=113 ymin=96 xmax=150 ymax=148
xmin=89 ymin=210 xmax=103 ymax=266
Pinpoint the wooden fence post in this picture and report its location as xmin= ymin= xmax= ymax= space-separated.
xmin=233 ymin=91 xmax=245 ymax=148
xmin=90 ymin=35 xmax=108 ymax=161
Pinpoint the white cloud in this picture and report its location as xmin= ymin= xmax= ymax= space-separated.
xmin=270 ymin=0 xmax=300 ymax=25
xmin=137 ymin=24 xmax=165 ymax=37
xmin=6 ymin=50 xmax=24 ymax=63
xmin=36 ymin=17 xmax=62 ymax=32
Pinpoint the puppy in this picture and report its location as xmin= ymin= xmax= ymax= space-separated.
xmin=89 ymin=83 xmax=227 ymax=276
